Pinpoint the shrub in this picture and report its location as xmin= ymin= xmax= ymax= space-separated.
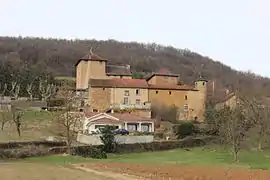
xmin=0 ymin=145 xmax=48 ymax=160
xmin=132 ymin=131 xmax=154 ymax=136
xmin=154 ymin=132 xmax=165 ymax=139
xmin=174 ymin=121 xmax=196 ymax=139
xmin=47 ymin=98 xmax=65 ymax=107
xmin=0 ymin=140 xmax=66 ymax=149
xmin=71 ymin=146 xmax=107 ymax=159
xmin=100 ymin=126 xmax=116 ymax=153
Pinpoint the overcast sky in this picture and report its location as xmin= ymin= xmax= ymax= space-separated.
xmin=1 ymin=0 xmax=269 ymax=76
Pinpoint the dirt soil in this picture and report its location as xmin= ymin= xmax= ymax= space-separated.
xmin=84 ymin=162 xmax=270 ymax=180
xmin=0 ymin=163 xmax=137 ymax=180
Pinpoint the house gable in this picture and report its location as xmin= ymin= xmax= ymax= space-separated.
xmin=84 ymin=113 xmax=120 ymax=128
xmin=88 ymin=113 xmax=119 ymax=122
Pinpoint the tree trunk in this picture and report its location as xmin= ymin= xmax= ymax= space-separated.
xmin=16 ymin=126 xmax=21 ymax=137
xmin=66 ymin=128 xmax=71 ymax=154
xmin=1 ymin=122 xmax=5 ymax=130
xmin=258 ymin=136 xmax=263 ymax=151
xmin=232 ymin=141 xmax=239 ymax=162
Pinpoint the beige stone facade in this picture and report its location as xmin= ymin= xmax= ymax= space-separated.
xmin=76 ymin=52 xmax=207 ymax=121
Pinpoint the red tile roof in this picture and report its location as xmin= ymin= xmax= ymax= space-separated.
xmin=75 ymin=52 xmax=108 ymax=66
xmin=92 ymin=118 xmax=121 ymax=125
xmin=148 ymin=84 xmax=196 ymax=91
xmin=89 ymin=78 xmax=149 ymax=88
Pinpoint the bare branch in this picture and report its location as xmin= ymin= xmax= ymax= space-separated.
xmin=26 ymin=83 xmax=34 ymax=101
xmin=0 ymin=84 xmax=7 ymax=97
xmin=7 ymin=82 xmax=20 ymax=99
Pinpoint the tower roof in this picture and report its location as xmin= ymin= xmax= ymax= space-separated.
xmin=194 ymin=77 xmax=208 ymax=82
xmin=75 ymin=50 xmax=108 ymax=66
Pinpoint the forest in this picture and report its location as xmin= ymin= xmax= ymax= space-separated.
xmin=0 ymin=36 xmax=269 ymax=99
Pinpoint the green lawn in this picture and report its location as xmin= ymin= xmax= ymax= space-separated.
xmin=23 ymin=147 xmax=270 ymax=169
xmin=0 ymin=110 xmax=58 ymax=141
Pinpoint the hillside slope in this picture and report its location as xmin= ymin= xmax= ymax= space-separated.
xmin=0 ymin=36 xmax=269 ymax=98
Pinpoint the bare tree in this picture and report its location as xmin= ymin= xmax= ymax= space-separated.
xmin=11 ymin=106 xmax=24 ymax=137
xmin=0 ymin=84 xmax=7 ymax=97
xmin=217 ymin=102 xmax=252 ymax=162
xmin=242 ymin=96 xmax=270 ymax=151
xmin=7 ymin=82 xmax=20 ymax=100
xmin=26 ymin=83 xmax=34 ymax=101
xmin=39 ymin=80 xmax=57 ymax=101
xmin=0 ymin=110 xmax=11 ymax=130
xmin=52 ymin=88 xmax=83 ymax=154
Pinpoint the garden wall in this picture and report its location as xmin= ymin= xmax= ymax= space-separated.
xmin=0 ymin=140 xmax=66 ymax=149
xmin=77 ymin=133 xmax=154 ymax=145
xmin=0 ymin=136 xmax=217 ymax=160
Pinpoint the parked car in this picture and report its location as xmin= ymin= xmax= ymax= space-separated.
xmin=114 ymin=129 xmax=129 ymax=135
xmin=90 ymin=129 xmax=101 ymax=134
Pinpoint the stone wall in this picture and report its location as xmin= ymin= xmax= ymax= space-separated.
xmin=90 ymin=87 xmax=111 ymax=111
xmin=77 ymin=133 xmax=154 ymax=145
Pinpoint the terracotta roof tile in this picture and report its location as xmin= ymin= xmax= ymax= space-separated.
xmin=112 ymin=113 xmax=154 ymax=123
xmin=92 ymin=118 xmax=121 ymax=125
xmin=89 ymin=78 xmax=148 ymax=88
xmin=148 ymin=84 xmax=196 ymax=91
xmin=80 ymin=52 xmax=107 ymax=61
xmin=75 ymin=52 xmax=107 ymax=66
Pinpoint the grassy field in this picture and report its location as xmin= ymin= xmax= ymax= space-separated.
xmin=0 ymin=110 xmax=57 ymax=141
xmin=23 ymin=147 xmax=270 ymax=170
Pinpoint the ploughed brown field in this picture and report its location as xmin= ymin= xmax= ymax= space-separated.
xmin=84 ymin=162 xmax=270 ymax=180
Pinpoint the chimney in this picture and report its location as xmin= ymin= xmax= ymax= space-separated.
xmin=225 ymin=89 xmax=230 ymax=95
xmin=111 ymin=109 xmax=114 ymax=113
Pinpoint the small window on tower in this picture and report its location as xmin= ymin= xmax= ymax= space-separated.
xmin=156 ymin=91 xmax=159 ymax=94
xmin=169 ymin=91 xmax=171 ymax=95
xmin=203 ymin=82 xmax=205 ymax=85
xmin=136 ymin=89 xmax=140 ymax=95
xmin=185 ymin=95 xmax=188 ymax=100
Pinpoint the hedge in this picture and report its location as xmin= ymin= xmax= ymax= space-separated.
xmin=0 ymin=140 xmax=67 ymax=149
xmin=0 ymin=136 xmax=218 ymax=160
xmin=49 ymin=136 xmax=217 ymax=154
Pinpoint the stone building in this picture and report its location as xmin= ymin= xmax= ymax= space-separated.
xmin=75 ymin=51 xmax=207 ymax=121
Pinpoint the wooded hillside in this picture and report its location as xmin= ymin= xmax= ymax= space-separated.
xmin=0 ymin=36 xmax=269 ymax=98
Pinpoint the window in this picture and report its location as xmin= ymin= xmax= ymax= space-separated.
xmin=124 ymin=90 xmax=130 ymax=96
xmin=156 ymin=91 xmax=158 ymax=94
xmin=93 ymin=109 xmax=98 ymax=112
xmin=136 ymin=99 xmax=140 ymax=105
xmin=169 ymin=91 xmax=171 ymax=95
xmin=103 ymin=88 xmax=105 ymax=90
xmin=141 ymin=124 xmax=150 ymax=132
xmin=120 ymin=75 xmax=123 ymax=79
xmin=127 ymin=124 xmax=137 ymax=131
xmin=136 ymin=89 xmax=140 ymax=95
xmin=184 ymin=104 xmax=188 ymax=111
xmin=185 ymin=95 xmax=188 ymax=100
xmin=123 ymin=97 xmax=128 ymax=104
xmin=202 ymin=82 xmax=205 ymax=85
